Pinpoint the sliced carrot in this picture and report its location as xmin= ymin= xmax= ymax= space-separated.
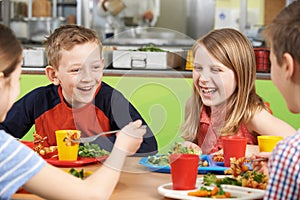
xmin=210 ymin=186 xmax=219 ymax=196
xmin=213 ymin=194 xmax=226 ymax=198
xmin=188 ymin=190 xmax=209 ymax=197
xmin=241 ymin=165 xmax=249 ymax=172
xmin=225 ymin=191 xmax=231 ymax=198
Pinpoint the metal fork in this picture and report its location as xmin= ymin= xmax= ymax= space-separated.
xmin=244 ymin=157 xmax=269 ymax=168
xmin=71 ymin=125 xmax=147 ymax=143
xmin=70 ymin=130 xmax=120 ymax=143
xmin=249 ymin=157 xmax=268 ymax=163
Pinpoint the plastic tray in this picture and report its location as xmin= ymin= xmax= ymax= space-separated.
xmin=139 ymin=154 xmax=229 ymax=174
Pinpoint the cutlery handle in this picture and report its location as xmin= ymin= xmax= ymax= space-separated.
xmin=99 ymin=125 xmax=147 ymax=136
xmin=98 ymin=130 xmax=120 ymax=136
xmin=74 ymin=125 xmax=148 ymax=143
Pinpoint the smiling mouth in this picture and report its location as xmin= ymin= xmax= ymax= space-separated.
xmin=201 ymin=87 xmax=217 ymax=94
xmin=77 ymin=86 xmax=93 ymax=91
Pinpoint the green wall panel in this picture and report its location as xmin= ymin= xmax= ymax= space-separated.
xmin=102 ymin=76 xmax=193 ymax=153
xmin=255 ymin=80 xmax=300 ymax=130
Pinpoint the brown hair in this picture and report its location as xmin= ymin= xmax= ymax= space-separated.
xmin=44 ymin=24 xmax=102 ymax=69
xmin=0 ymin=24 xmax=22 ymax=77
xmin=182 ymin=28 xmax=266 ymax=141
xmin=264 ymin=1 xmax=300 ymax=66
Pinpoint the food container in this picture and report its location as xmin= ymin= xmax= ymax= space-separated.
xmin=32 ymin=0 xmax=51 ymax=17
xmin=23 ymin=47 xmax=47 ymax=67
xmin=254 ymin=48 xmax=271 ymax=73
xmin=112 ymin=50 xmax=185 ymax=69
xmin=24 ymin=17 xmax=66 ymax=42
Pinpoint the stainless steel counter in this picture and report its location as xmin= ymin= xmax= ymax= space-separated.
xmin=21 ymin=67 xmax=271 ymax=80
xmin=102 ymin=38 xmax=194 ymax=48
xmin=101 ymin=27 xmax=195 ymax=48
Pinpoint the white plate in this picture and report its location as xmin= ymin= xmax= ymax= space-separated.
xmin=157 ymin=177 xmax=265 ymax=200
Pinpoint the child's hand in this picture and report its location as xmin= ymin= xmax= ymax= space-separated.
xmin=182 ymin=141 xmax=202 ymax=154
xmin=251 ymin=152 xmax=271 ymax=175
xmin=114 ymin=120 xmax=146 ymax=155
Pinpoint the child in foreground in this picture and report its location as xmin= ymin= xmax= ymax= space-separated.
xmin=181 ymin=28 xmax=295 ymax=154
xmin=255 ymin=2 xmax=300 ymax=199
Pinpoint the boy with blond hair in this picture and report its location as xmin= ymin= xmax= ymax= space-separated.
xmin=0 ymin=23 xmax=146 ymax=200
xmin=0 ymin=25 xmax=157 ymax=155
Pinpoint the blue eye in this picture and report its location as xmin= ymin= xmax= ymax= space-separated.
xmin=211 ymin=68 xmax=219 ymax=72
xmin=210 ymin=66 xmax=222 ymax=73
xmin=194 ymin=65 xmax=203 ymax=71
xmin=92 ymin=65 xmax=103 ymax=71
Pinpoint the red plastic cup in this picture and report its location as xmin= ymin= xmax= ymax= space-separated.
xmin=222 ymin=137 xmax=247 ymax=167
xmin=169 ymin=154 xmax=199 ymax=190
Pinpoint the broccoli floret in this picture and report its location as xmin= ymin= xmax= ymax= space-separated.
xmin=253 ymin=171 xmax=266 ymax=183
xmin=171 ymin=143 xmax=201 ymax=155
xmin=217 ymin=177 xmax=242 ymax=186
xmin=203 ymin=173 xmax=218 ymax=186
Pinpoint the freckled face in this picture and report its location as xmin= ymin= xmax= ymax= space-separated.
xmin=56 ymin=42 xmax=104 ymax=108
xmin=193 ymin=45 xmax=237 ymax=107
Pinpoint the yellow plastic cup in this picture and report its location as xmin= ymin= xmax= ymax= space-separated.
xmin=55 ymin=130 xmax=81 ymax=161
xmin=257 ymin=136 xmax=283 ymax=152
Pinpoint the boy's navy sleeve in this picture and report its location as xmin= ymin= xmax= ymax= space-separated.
xmin=0 ymin=90 xmax=36 ymax=138
xmin=96 ymin=82 xmax=158 ymax=156
xmin=0 ymin=84 xmax=58 ymax=139
xmin=111 ymin=91 xmax=158 ymax=155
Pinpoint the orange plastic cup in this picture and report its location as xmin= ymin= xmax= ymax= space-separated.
xmin=222 ymin=137 xmax=247 ymax=167
xmin=55 ymin=130 xmax=80 ymax=161
xmin=169 ymin=154 xmax=199 ymax=190
xmin=257 ymin=136 xmax=283 ymax=152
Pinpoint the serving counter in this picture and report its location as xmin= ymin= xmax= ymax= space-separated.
xmin=21 ymin=67 xmax=271 ymax=80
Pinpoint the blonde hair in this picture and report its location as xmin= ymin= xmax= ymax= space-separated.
xmin=0 ymin=24 xmax=22 ymax=77
xmin=44 ymin=24 xmax=102 ymax=69
xmin=182 ymin=28 xmax=267 ymax=141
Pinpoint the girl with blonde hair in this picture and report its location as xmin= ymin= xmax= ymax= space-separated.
xmin=181 ymin=28 xmax=295 ymax=154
